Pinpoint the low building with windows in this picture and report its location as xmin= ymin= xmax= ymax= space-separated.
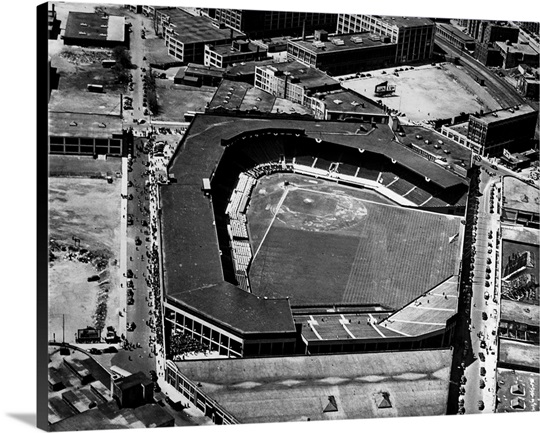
xmin=254 ymin=60 xmax=340 ymax=104
xmin=501 ymin=176 xmax=540 ymax=228
xmin=63 ymin=12 xmax=126 ymax=48
xmin=494 ymin=41 xmax=540 ymax=69
xmin=466 ymin=105 xmax=538 ymax=156
xmin=443 ymin=105 xmax=538 ymax=157
xmin=287 ymin=30 xmax=397 ymax=76
xmin=204 ymin=40 xmax=268 ymax=68
xmin=174 ymin=63 xmax=225 ymax=87
xmin=48 ymin=112 xmax=126 ymax=156
xmin=435 ymin=22 xmax=476 ymax=53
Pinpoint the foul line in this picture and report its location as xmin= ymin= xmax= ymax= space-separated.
xmin=252 ymin=187 xmax=289 ymax=261
xmin=415 ymin=306 xmax=455 ymax=312
xmin=368 ymin=314 xmax=386 ymax=338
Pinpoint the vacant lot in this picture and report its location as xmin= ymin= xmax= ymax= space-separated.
xmin=49 ymin=178 xmax=122 ymax=343
xmin=342 ymin=63 xmax=501 ymax=122
xmin=248 ymin=174 xmax=461 ymax=309
xmin=154 ymin=80 xmax=216 ymax=121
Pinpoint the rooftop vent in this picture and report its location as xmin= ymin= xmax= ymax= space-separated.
xmin=351 ymin=36 xmax=364 ymax=44
xmin=492 ymin=113 xmax=498 ymax=117
xmin=351 ymin=101 xmax=359 ymax=106
xmin=98 ymin=123 xmax=106 ymax=128
xmin=333 ymin=99 xmax=343 ymax=105
xmin=69 ymin=121 xmax=78 ymax=126
xmin=312 ymin=41 xmax=326 ymax=49
xmin=331 ymin=38 xmax=345 ymax=46
xmin=80 ymin=22 xmax=88 ymax=27
xmin=78 ymin=31 xmax=87 ymax=35
xmin=101 ymin=24 xmax=108 ymax=28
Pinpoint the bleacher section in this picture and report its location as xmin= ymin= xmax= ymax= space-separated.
xmin=388 ymin=178 xmax=417 ymax=196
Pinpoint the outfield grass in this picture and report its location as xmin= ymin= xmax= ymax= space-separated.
xmin=248 ymin=177 xmax=461 ymax=309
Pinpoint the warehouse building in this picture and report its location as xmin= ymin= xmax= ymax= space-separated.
xmin=336 ymin=14 xmax=435 ymax=64
xmin=466 ymin=105 xmax=538 ymax=156
xmin=204 ymin=9 xmax=338 ymax=38
xmin=154 ymin=8 xmax=243 ymax=64
xmin=286 ymin=30 xmax=397 ymax=76
xmin=204 ymin=39 xmax=268 ymax=68
xmin=63 ymin=12 xmax=126 ymax=48
xmin=254 ymin=60 xmax=339 ymax=104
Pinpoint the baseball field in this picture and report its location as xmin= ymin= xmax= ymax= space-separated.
xmin=247 ymin=173 xmax=462 ymax=309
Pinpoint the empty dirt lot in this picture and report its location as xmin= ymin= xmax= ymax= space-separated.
xmin=342 ymin=63 xmax=501 ymax=122
xmin=49 ymin=177 xmax=122 ymax=343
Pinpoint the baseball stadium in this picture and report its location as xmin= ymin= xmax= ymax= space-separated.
xmin=157 ymin=113 xmax=471 ymax=422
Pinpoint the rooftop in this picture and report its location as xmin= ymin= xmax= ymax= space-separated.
xmin=157 ymin=8 xmax=243 ymax=44
xmin=179 ymin=62 xmax=225 ymax=79
xmin=471 ymin=104 xmax=537 ymax=125
xmin=49 ymin=89 xmax=122 ymax=116
xmin=49 ymin=112 xmax=123 ymax=138
xmin=289 ymin=32 xmax=396 ymax=55
xmin=50 ymin=401 xmax=174 ymax=431
xmin=208 ymin=79 xmax=277 ymax=112
xmin=115 ymin=371 xmax=153 ymax=391
xmin=496 ymin=368 xmax=540 ymax=413
xmin=314 ymin=88 xmax=385 ymax=114
xmin=502 ymin=176 xmax=540 ymax=214
xmin=376 ymin=15 xmax=435 ymax=29
xmin=257 ymin=60 xmax=339 ymax=90
xmin=209 ymin=41 xmax=264 ymax=57
xmin=64 ymin=12 xmax=125 ymax=43
xmin=496 ymin=41 xmax=539 ymax=56
xmin=172 ymin=282 xmax=296 ymax=335
xmin=501 ymin=299 xmax=540 ymax=328
xmin=175 ymin=349 xmax=452 ymax=423
xmin=499 ymin=339 xmax=540 ymax=371
xmin=399 ymin=125 xmax=473 ymax=172
xmin=436 ymin=22 xmax=475 ymax=43
xmin=225 ymin=59 xmax=276 ymax=78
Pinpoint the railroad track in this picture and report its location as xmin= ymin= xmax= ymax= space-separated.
xmin=434 ymin=37 xmax=526 ymax=109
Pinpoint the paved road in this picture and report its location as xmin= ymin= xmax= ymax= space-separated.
xmin=462 ymin=169 xmax=502 ymax=414
xmin=435 ymin=37 xmax=526 ymax=108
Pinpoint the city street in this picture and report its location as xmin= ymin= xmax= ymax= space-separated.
xmin=462 ymin=169 xmax=502 ymax=414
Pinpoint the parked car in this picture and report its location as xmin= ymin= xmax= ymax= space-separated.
xmin=89 ymin=348 xmax=102 ymax=355
xmin=126 ymin=269 xmax=134 ymax=278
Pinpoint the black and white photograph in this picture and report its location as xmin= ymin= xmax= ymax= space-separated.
xmin=29 ymin=0 xmax=540 ymax=431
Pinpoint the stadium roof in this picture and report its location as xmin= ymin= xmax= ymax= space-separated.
xmin=162 ymin=114 xmax=467 ymax=334
xmin=156 ymin=8 xmax=243 ymax=44
xmin=174 ymin=349 xmax=452 ymax=423
xmin=64 ymin=12 xmax=125 ymax=43
xmin=48 ymin=112 xmax=123 ymax=138
xmin=170 ymin=282 xmax=296 ymax=335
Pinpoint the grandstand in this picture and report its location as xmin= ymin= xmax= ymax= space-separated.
xmin=160 ymin=114 xmax=469 ymax=359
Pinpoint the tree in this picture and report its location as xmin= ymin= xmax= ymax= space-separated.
xmin=112 ymin=46 xmax=132 ymax=69
xmin=145 ymin=68 xmax=159 ymax=115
